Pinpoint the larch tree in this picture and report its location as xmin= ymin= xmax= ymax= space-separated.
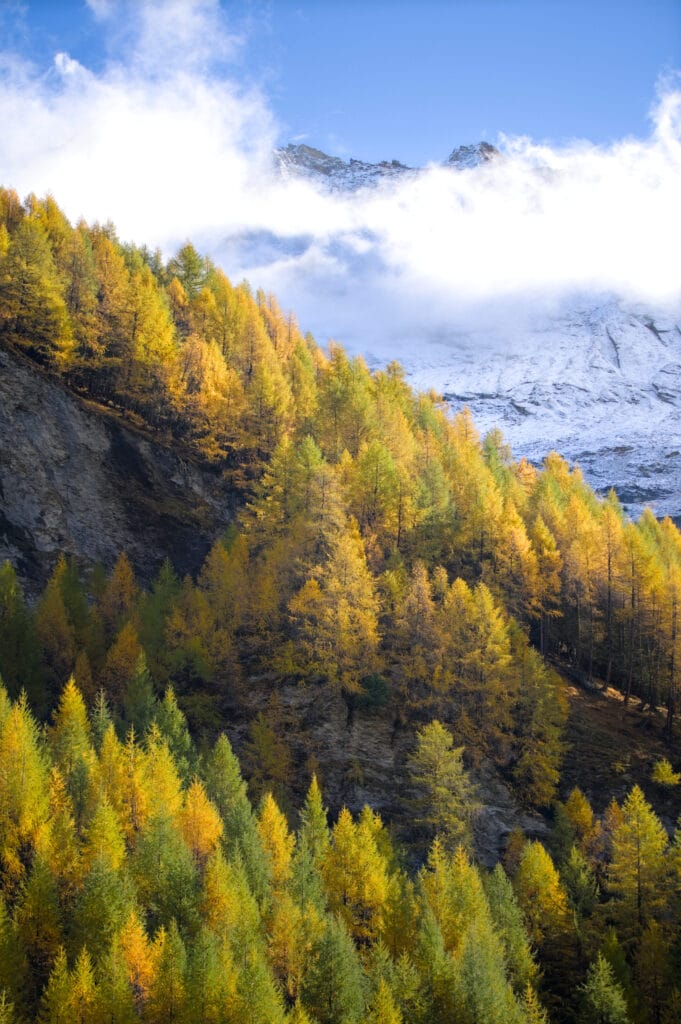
xmin=579 ymin=954 xmax=630 ymax=1024
xmin=203 ymin=734 xmax=272 ymax=905
xmin=513 ymin=841 xmax=569 ymax=946
xmin=180 ymin=780 xmax=223 ymax=865
xmin=298 ymin=774 xmax=331 ymax=869
xmin=300 ymin=914 xmax=366 ymax=1024
xmin=608 ymin=785 xmax=668 ymax=936
xmin=421 ymin=840 xmax=489 ymax=955
xmin=0 ymin=217 xmax=74 ymax=368
xmin=69 ymin=856 xmax=133 ymax=965
xmin=146 ymin=921 xmax=187 ymax=1024
xmin=0 ymin=694 xmax=50 ymax=878
xmin=323 ymin=807 xmax=389 ymax=945
xmin=392 ymin=561 xmax=439 ymax=701
xmin=118 ymin=910 xmax=155 ymax=1014
xmin=529 ymin=515 xmax=563 ymax=656
xmin=101 ymin=622 xmax=142 ymax=709
xmin=494 ymin=499 xmax=539 ymax=628
xmin=98 ymin=554 xmax=137 ymax=643
xmin=94 ymin=935 xmax=137 ymax=1024
xmin=257 ymin=792 xmax=295 ymax=890
xmin=38 ymin=946 xmax=71 ymax=1024
xmin=34 ymin=568 xmax=76 ymax=699
xmin=49 ymin=678 xmax=93 ymax=808
xmin=201 ymin=848 xmax=261 ymax=945
xmin=453 ymin=912 xmax=526 ymax=1024
xmin=364 ymin=978 xmax=403 ymax=1024
xmin=485 ymin=863 xmax=538 ymax=993
xmin=0 ymin=561 xmax=40 ymax=700
xmin=407 ymin=720 xmax=479 ymax=851
xmin=288 ymin=519 xmax=382 ymax=693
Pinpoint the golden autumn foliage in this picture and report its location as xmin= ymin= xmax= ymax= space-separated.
xmin=258 ymin=792 xmax=295 ymax=889
xmin=180 ymin=779 xmax=223 ymax=863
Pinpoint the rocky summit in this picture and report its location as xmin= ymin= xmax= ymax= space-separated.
xmin=274 ymin=138 xmax=499 ymax=191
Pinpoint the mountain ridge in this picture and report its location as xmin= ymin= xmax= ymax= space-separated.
xmin=274 ymin=138 xmax=500 ymax=190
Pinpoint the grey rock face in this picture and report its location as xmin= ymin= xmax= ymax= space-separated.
xmin=275 ymin=143 xmax=413 ymax=192
xmin=0 ymin=346 xmax=233 ymax=595
xmin=240 ymin=678 xmax=544 ymax=867
xmin=274 ymin=140 xmax=499 ymax=192
xmin=446 ymin=141 xmax=501 ymax=168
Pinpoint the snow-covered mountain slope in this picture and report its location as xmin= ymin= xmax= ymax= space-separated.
xmin=275 ymin=143 xmax=415 ymax=191
xmin=361 ymin=300 xmax=681 ymax=522
xmin=263 ymin=142 xmax=681 ymax=520
xmin=275 ymin=140 xmax=502 ymax=192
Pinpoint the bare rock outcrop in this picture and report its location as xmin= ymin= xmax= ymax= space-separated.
xmin=0 ymin=345 xmax=233 ymax=594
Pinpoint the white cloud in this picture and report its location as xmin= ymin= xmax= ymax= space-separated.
xmin=0 ymin=0 xmax=679 ymax=359
xmin=85 ymin=0 xmax=115 ymax=18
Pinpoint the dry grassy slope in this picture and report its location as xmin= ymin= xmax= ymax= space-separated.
xmin=558 ymin=675 xmax=681 ymax=830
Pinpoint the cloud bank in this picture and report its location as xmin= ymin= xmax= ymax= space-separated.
xmin=0 ymin=0 xmax=679 ymax=358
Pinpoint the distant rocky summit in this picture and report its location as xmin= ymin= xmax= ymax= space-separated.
xmin=447 ymin=140 xmax=500 ymax=168
xmin=274 ymin=139 xmax=499 ymax=191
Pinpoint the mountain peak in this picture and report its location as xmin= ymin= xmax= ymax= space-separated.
xmin=446 ymin=141 xmax=500 ymax=168
xmin=275 ymin=143 xmax=413 ymax=191
xmin=276 ymin=143 xmax=348 ymax=177
xmin=275 ymin=140 xmax=502 ymax=191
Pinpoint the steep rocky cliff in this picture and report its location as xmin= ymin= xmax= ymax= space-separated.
xmin=0 ymin=345 xmax=234 ymax=595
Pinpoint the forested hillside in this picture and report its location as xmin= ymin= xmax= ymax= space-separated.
xmin=1 ymin=186 xmax=681 ymax=1022
xmin=0 ymin=680 xmax=678 ymax=1023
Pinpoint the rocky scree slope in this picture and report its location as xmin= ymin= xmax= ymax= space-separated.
xmin=0 ymin=345 xmax=233 ymax=595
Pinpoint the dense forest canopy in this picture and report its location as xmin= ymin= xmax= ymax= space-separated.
xmin=0 ymin=186 xmax=681 ymax=1023
xmin=0 ymin=679 xmax=676 ymax=1023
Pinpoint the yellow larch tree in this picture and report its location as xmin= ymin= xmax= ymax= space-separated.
xmin=0 ymin=694 xmax=49 ymax=880
xmin=118 ymin=909 xmax=155 ymax=1013
xmin=98 ymin=554 xmax=138 ymax=641
xmin=100 ymin=621 xmax=142 ymax=708
xmin=322 ymin=806 xmax=389 ymax=944
xmin=257 ymin=792 xmax=295 ymax=889
xmin=180 ymin=779 xmax=223 ymax=865
xmin=514 ymin=841 xmax=569 ymax=946
xmin=288 ymin=519 xmax=381 ymax=693
xmin=141 ymin=726 xmax=183 ymax=827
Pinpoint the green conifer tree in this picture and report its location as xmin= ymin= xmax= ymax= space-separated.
xmin=301 ymin=915 xmax=366 ymax=1024
xmin=485 ymin=863 xmax=537 ymax=992
xmin=579 ymin=954 xmax=630 ymax=1024
xmin=407 ymin=721 xmax=478 ymax=851
xmin=203 ymin=734 xmax=272 ymax=904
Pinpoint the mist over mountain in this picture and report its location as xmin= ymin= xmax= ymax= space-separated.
xmin=223 ymin=138 xmax=681 ymax=520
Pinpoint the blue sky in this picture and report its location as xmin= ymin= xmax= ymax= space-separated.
xmin=256 ymin=0 xmax=681 ymax=163
xmin=3 ymin=0 xmax=680 ymax=165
